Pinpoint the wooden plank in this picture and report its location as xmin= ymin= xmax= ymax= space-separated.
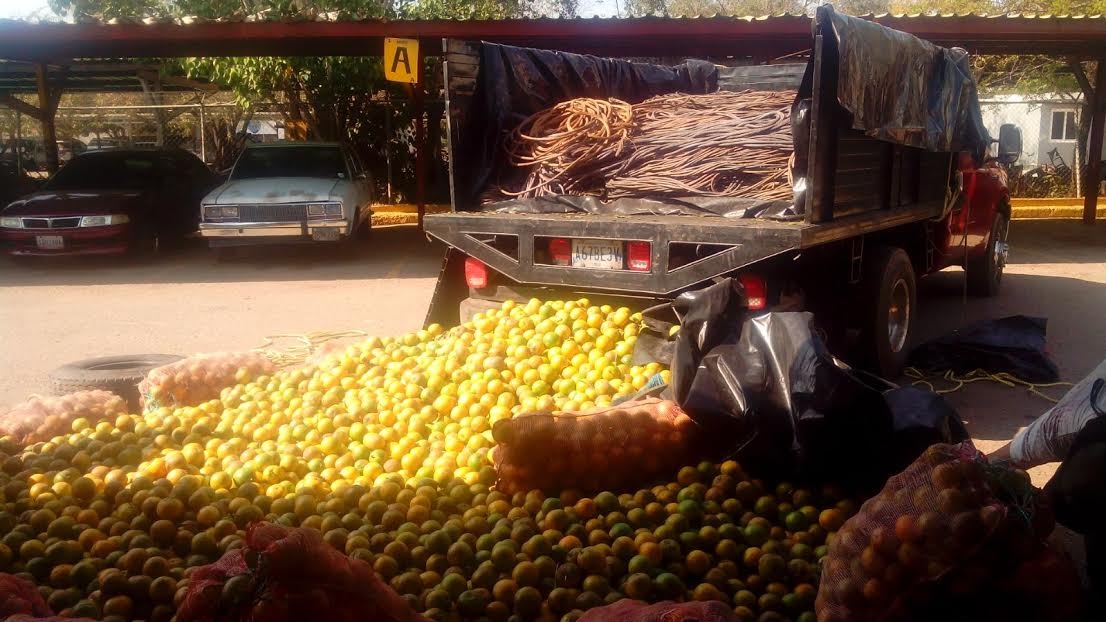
xmin=0 ymin=93 xmax=43 ymax=120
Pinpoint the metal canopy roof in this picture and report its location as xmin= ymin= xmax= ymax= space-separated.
xmin=0 ymin=61 xmax=215 ymax=94
xmin=0 ymin=14 xmax=1104 ymax=62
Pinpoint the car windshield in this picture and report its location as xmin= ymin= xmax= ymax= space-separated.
xmin=45 ymin=154 xmax=157 ymax=190
xmin=231 ymin=146 xmax=347 ymax=180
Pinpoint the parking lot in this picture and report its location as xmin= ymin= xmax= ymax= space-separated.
xmin=1 ymin=219 xmax=1103 ymax=483
xmin=0 ymin=226 xmax=445 ymax=404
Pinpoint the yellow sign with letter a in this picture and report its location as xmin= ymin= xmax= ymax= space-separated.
xmin=384 ymin=37 xmax=419 ymax=84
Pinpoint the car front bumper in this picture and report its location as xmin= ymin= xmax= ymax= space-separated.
xmin=199 ymin=222 xmax=348 ymax=246
xmin=0 ymin=225 xmax=134 ymax=256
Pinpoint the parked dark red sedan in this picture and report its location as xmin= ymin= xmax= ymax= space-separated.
xmin=0 ymin=148 xmax=218 ymax=257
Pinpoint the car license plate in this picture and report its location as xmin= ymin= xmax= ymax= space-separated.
xmin=571 ymin=238 xmax=623 ymax=270
xmin=35 ymin=235 xmax=64 ymax=250
xmin=312 ymin=228 xmax=340 ymax=242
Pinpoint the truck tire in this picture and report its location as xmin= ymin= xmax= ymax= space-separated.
xmin=858 ymin=247 xmax=916 ymax=379
xmin=49 ymin=354 xmax=182 ymax=410
xmin=966 ymin=213 xmax=1009 ymax=297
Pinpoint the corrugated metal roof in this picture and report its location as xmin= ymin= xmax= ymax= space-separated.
xmin=0 ymin=12 xmax=1103 ymax=61
xmin=2 ymin=11 xmax=1104 ymax=25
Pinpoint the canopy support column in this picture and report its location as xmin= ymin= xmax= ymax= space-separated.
xmin=414 ymin=54 xmax=427 ymax=232
xmin=35 ymin=63 xmax=60 ymax=173
xmin=1085 ymin=59 xmax=1106 ymax=224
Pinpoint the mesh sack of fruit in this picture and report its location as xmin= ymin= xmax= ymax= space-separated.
xmin=815 ymin=441 xmax=1060 ymax=622
xmin=177 ymin=523 xmax=427 ymax=622
xmin=491 ymin=397 xmax=702 ymax=495
xmin=0 ymin=391 xmax=127 ymax=445
xmin=304 ymin=340 xmax=348 ymax=368
xmin=4 ymin=617 xmax=99 ymax=622
xmin=0 ymin=572 xmax=54 ymax=618
xmin=577 ymin=598 xmax=740 ymax=621
xmin=138 ymin=352 xmax=275 ymax=411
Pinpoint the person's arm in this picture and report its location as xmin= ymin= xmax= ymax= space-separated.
xmin=988 ymin=442 xmax=1014 ymax=464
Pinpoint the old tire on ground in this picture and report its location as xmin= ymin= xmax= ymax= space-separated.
xmin=858 ymin=246 xmax=916 ymax=380
xmin=49 ymin=354 xmax=182 ymax=410
xmin=966 ymin=212 xmax=1009 ymax=297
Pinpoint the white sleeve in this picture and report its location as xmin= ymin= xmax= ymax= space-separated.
xmin=1010 ymin=358 xmax=1106 ymax=467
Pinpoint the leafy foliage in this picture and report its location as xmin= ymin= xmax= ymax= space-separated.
xmin=43 ymin=0 xmax=540 ymax=201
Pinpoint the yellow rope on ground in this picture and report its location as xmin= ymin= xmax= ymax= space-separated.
xmin=903 ymin=367 xmax=1074 ymax=403
xmin=253 ymin=330 xmax=369 ymax=367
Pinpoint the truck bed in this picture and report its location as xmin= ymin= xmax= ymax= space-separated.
xmin=424 ymin=201 xmax=942 ymax=295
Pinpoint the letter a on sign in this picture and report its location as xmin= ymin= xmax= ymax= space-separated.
xmin=384 ymin=37 xmax=419 ymax=84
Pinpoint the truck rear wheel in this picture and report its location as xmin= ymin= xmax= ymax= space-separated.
xmin=966 ymin=212 xmax=1009 ymax=297
xmin=858 ymin=246 xmax=916 ymax=379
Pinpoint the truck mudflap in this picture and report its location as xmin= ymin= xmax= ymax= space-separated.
xmin=423 ymin=247 xmax=470 ymax=328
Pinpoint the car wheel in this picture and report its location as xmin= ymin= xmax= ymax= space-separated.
xmin=129 ymin=230 xmax=159 ymax=259
xmin=215 ymin=246 xmax=241 ymax=262
xmin=49 ymin=354 xmax=183 ymax=410
xmin=966 ymin=213 xmax=1009 ymax=297
xmin=355 ymin=210 xmax=372 ymax=241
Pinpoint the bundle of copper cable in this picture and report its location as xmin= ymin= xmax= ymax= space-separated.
xmin=498 ymin=90 xmax=796 ymax=202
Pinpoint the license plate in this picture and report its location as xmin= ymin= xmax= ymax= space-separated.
xmin=571 ymin=238 xmax=623 ymax=269
xmin=35 ymin=235 xmax=64 ymax=250
xmin=312 ymin=228 xmax=340 ymax=242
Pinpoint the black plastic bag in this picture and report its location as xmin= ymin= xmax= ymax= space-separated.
xmin=883 ymin=385 xmax=970 ymax=473
xmin=642 ymin=278 xmax=967 ymax=491
xmin=908 ymin=315 xmax=1060 ymax=383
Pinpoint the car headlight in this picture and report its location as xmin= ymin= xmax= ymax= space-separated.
xmin=307 ymin=202 xmax=343 ymax=219
xmin=204 ymin=206 xmax=239 ymax=220
xmin=79 ymin=214 xmax=129 ymax=227
xmin=0 ymin=216 xmax=22 ymax=229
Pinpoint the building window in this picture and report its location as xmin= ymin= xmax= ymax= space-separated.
xmin=1050 ymin=109 xmax=1078 ymax=141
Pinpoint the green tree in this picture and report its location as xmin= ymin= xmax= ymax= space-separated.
xmin=46 ymin=0 xmax=533 ymax=201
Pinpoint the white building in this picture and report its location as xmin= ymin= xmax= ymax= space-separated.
xmin=980 ymin=93 xmax=1106 ymax=168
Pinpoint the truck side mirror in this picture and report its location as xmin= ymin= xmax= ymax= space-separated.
xmin=997 ymin=124 xmax=1022 ymax=165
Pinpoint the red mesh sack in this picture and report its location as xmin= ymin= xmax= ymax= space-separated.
xmin=815 ymin=442 xmax=1059 ymax=622
xmin=578 ymin=599 xmax=739 ymax=622
xmin=0 ymin=391 xmax=127 ymax=445
xmin=0 ymin=573 xmax=53 ymax=618
xmin=175 ymin=545 xmax=250 ymax=621
xmin=304 ymin=340 xmax=347 ymax=368
xmin=139 ymin=351 xmax=275 ymax=410
xmin=177 ymin=523 xmax=427 ymax=622
xmin=491 ymin=398 xmax=701 ymax=495
xmin=6 ymin=617 xmax=99 ymax=622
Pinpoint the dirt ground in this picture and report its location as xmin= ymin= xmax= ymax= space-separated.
xmin=0 ymin=227 xmax=446 ymax=405
xmin=912 ymin=219 xmax=1106 ymax=485
xmin=1 ymin=219 xmax=1103 ymax=485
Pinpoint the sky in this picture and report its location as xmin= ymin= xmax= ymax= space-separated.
xmin=0 ymin=0 xmax=620 ymax=19
xmin=0 ymin=0 xmax=53 ymax=19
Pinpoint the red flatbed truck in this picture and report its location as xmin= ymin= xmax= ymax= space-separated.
xmin=423 ymin=7 xmax=1021 ymax=379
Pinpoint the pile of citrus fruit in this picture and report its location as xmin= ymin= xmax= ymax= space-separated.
xmin=0 ymin=298 xmax=851 ymax=622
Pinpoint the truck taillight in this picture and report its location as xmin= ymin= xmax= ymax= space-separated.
xmin=627 ymin=241 xmax=651 ymax=271
xmin=738 ymin=273 xmax=768 ymax=310
xmin=464 ymin=256 xmax=489 ymax=289
xmin=549 ymin=238 xmax=571 ymax=265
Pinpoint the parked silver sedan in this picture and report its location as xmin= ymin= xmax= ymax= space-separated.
xmin=199 ymin=142 xmax=373 ymax=248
